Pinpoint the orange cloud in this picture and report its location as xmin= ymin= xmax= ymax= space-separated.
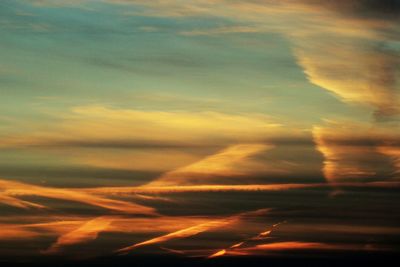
xmin=0 ymin=178 xmax=156 ymax=215
xmin=0 ymin=194 xmax=46 ymax=209
xmin=208 ymin=249 xmax=226 ymax=258
xmin=207 ymin=220 xmax=287 ymax=258
xmin=82 ymin=181 xmax=400 ymax=196
xmin=116 ymin=218 xmax=238 ymax=254
xmin=0 ymin=215 xmax=221 ymax=246
xmin=241 ymin=241 xmax=354 ymax=253
xmin=0 ymin=226 xmax=39 ymax=240
xmin=43 ymin=216 xmax=116 ymax=254
xmin=230 ymin=242 xmax=244 ymax=249
xmin=116 ymin=209 xmax=269 ymax=254
xmin=146 ymin=144 xmax=273 ymax=186
xmin=313 ymin=122 xmax=399 ymax=183
xmin=213 ymin=241 xmax=388 ymax=257
xmin=0 ymin=217 xmax=88 ymax=242
xmin=248 ymin=241 xmax=331 ymax=251
xmin=378 ymin=146 xmax=400 ymax=180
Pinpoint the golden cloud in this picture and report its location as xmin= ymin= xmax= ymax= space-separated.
xmin=147 ymin=143 xmax=273 ymax=186
xmin=116 ymin=209 xmax=269 ymax=254
xmin=43 ymin=216 xmax=116 ymax=254
xmin=0 ymin=178 xmax=157 ymax=215
xmin=0 ymin=106 xmax=279 ymax=149
xmin=313 ymin=121 xmax=400 ymax=183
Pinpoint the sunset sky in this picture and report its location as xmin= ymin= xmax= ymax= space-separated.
xmin=0 ymin=0 xmax=399 ymax=265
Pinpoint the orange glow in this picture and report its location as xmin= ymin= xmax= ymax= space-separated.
xmin=147 ymin=144 xmax=273 ymax=186
xmin=252 ymin=241 xmax=330 ymax=251
xmin=0 ymin=226 xmax=39 ymax=240
xmin=206 ymin=220 xmax=287 ymax=258
xmin=0 ymin=178 xmax=157 ymax=215
xmin=208 ymin=249 xmax=226 ymax=258
xmin=0 ymin=194 xmax=46 ymax=209
xmin=218 ymin=241 xmax=390 ymax=257
xmin=43 ymin=217 xmax=116 ymax=254
xmin=116 ymin=209 xmax=269 ymax=254
xmin=259 ymin=230 xmax=271 ymax=237
xmin=82 ymin=183 xmax=321 ymax=195
xmin=313 ymin=123 xmax=400 ymax=183
xmin=230 ymin=242 xmax=244 ymax=249
xmin=0 ymin=106 xmax=279 ymax=150
xmin=378 ymin=146 xmax=400 ymax=179
xmin=160 ymin=247 xmax=185 ymax=255
xmin=252 ymin=220 xmax=286 ymax=240
xmin=82 ymin=181 xmax=400 ymax=196
xmin=116 ymin=219 xmax=237 ymax=254
xmin=0 ymin=215 xmax=221 ymax=244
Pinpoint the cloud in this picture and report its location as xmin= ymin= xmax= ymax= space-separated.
xmin=208 ymin=249 xmax=226 ymax=258
xmin=0 ymin=178 xmax=157 ymax=215
xmin=0 ymin=226 xmax=39 ymax=240
xmin=0 ymin=215 xmax=218 ymax=244
xmin=298 ymin=0 xmax=400 ymax=18
xmin=295 ymin=43 xmax=400 ymax=119
xmin=377 ymin=146 xmax=400 ymax=179
xmin=313 ymin=121 xmax=400 ymax=183
xmin=68 ymin=148 xmax=204 ymax=173
xmin=288 ymin=2 xmax=400 ymax=120
xmin=146 ymin=144 xmax=273 ymax=186
xmin=0 ymin=217 xmax=90 ymax=242
xmin=0 ymin=105 xmax=280 ymax=149
xmin=114 ymin=0 xmax=400 ymax=119
xmin=116 ymin=219 xmax=236 ymax=254
xmin=208 ymin=220 xmax=287 ymax=258
xmin=0 ymin=106 xmax=283 ymax=179
xmin=81 ymin=181 xmax=400 ymax=197
xmin=115 ymin=209 xmax=269 ymax=254
xmin=0 ymin=194 xmax=46 ymax=209
xmin=43 ymin=216 xmax=116 ymax=254
xmin=222 ymin=241 xmax=379 ymax=256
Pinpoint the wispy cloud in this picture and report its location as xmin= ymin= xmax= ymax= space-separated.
xmin=0 ymin=105 xmax=280 ymax=149
xmin=147 ymin=144 xmax=273 ymax=186
xmin=119 ymin=0 xmax=400 ymax=119
xmin=224 ymin=241 xmax=375 ymax=256
xmin=0 ymin=178 xmax=157 ymax=215
xmin=208 ymin=220 xmax=287 ymax=258
xmin=43 ymin=216 xmax=116 ymax=254
xmin=115 ymin=209 xmax=270 ymax=254
xmin=82 ymin=181 xmax=400 ymax=196
xmin=0 ymin=194 xmax=46 ymax=209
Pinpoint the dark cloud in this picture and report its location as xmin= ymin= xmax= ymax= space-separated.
xmin=301 ymin=0 xmax=400 ymax=17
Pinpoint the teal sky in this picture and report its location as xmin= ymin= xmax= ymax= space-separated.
xmin=1 ymin=0 xmax=368 ymax=128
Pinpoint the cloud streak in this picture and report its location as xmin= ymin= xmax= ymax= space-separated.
xmin=0 ymin=105 xmax=280 ymax=149
xmin=116 ymin=209 xmax=270 ymax=254
xmin=147 ymin=144 xmax=273 ymax=186
xmin=0 ymin=178 xmax=157 ymax=215
xmin=43 ymin=216 xmax=116 ymax=254
xmin=208 ymin=220 xmax=287 ymax=258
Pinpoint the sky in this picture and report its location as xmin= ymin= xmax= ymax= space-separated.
xmin=0 ymin=0 xmax=399 ymax=264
